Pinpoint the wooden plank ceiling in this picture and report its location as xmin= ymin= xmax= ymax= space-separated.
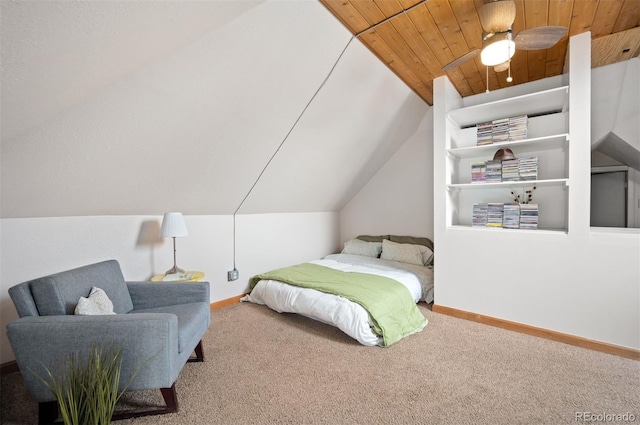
xmin=319 ymin=0 xmax=640 ymax=105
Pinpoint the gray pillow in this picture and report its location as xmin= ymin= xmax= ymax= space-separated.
xmin=342 ymin=239 xmax=383 ymax=258
xmin=381 ymin=239 xmax=433 ymax=266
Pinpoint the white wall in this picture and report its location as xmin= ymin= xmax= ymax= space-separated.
xmin=235 ymin=212 xmax=340 ymax=290
xmin=592 ymin=58 xmax=639 ymax=150
xmin=433 ymin=34 xmax=640 ymax=351
xmin=0 ymin=212 xmax=338 ymax=363
xmin=340 ymin=107 xmax=433 ymax=244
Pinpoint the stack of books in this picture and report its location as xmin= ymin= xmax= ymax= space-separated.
xmin=471 ymin=162 xmax=487 ymax=183
xmin=508 ymin=115 xmax=528 ymax=141
xmin=502 ymin=203 xmax=520 ymax=229
xmin=475 ymin=115 xmax=529 ymax=145
xmin=472 ymin=203 xmax=488 ymax=227
xmin=486 ymin=160 xmax=503 ymax=183
xmin=501 ymin=158 xmax=520 ymax=182
xmin=487 ymin=203 xmax=504 ymax=228
xmin=476 ymin=122 xmax=493 ymax=146
xmin=518 ymin=157 xmax=538 ymax=181
xmin=492 ymin=118 xmax=510 ymax=143
xmin=519 ymin=204 xmax=539 ymax=229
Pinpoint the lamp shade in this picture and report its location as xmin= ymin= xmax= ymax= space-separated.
xmin=481 ymin=31 xmax=515 ymax=66
xmin=161 ymin=212 xmax=188 ymax=238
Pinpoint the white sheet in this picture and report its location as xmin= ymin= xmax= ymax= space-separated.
xmin=241 ymin=257 xmax=428 ymax=346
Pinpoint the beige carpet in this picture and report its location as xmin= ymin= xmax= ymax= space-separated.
xmin=2 ymin=302 xmax=639 ymax=425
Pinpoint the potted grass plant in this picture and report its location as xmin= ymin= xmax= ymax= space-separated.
xmin=32 ymin=344 xmax=146 ymax=425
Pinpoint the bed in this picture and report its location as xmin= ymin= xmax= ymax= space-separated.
xmin=241 ymin=235 xmax=434 ymax=347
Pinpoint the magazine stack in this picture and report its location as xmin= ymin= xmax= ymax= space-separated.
xmin=492 ymin=118 xmax=510 ymax=143
xmin=485 ymin=160 xmax=502 ymax=183
xmin=487 ymin=203 xmax=504 ymax=228
xmin=471 ymin=162 xmax=487 ymax=183
xmin=472 ymin=203 xmax=488 ymax=227
xmin=519 ymin=204 xmax=539 ymax=229
xmin=475 ymin=114 xmax=529 ymax=146
xmin=508 ymin=115 xmax=528 ymax=141
xmin=501 ymin=158 xmax=520 ymax=182
xmin=503 ymin=203 xmax=520 ymax=229
xmin=476 ymin=122 xmax=493 ymax=146
xmin=518 ymin=157 xmax=538 ymax=181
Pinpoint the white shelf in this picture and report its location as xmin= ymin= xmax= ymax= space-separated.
xmin=448 ymin=86 xmax=569 ymax=128
xmin=447 ymin=225 xmax=568 ymax=234
xmin=448 ymin=178 xmax=569 ymax=191
xmin=447 ymin=134 xmax=569 ymax=159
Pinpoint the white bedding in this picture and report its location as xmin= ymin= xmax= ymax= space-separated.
xmin=241 ymin=254 xmax=434 ymax=346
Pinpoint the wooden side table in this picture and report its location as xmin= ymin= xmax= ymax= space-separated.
xmin=151 ymin=271 xmax=205 ymax=282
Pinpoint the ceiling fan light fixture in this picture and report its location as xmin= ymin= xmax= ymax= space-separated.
xmin=481 ymin=31 xmax=515 ymax=66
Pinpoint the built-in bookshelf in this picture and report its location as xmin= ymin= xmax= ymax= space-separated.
xmin=444 ymin=85 xmax=570 ymax=233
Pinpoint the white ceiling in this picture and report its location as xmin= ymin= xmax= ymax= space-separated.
xmin=0 ymin=0 xmax=428 ymax=218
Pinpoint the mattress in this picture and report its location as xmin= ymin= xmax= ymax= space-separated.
xmin=242 ymin=253 xmax=433 ymax=346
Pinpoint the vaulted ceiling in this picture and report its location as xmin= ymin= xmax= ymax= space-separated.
xmin=319 ymin=0 xmax=640 ymax=105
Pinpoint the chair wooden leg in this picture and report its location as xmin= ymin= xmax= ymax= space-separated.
xmin=188 ymin=340 xmax=205 ymax=362
xmin=110 ymin=383 xmax=179 ymax=420
xmin=38 ymin=401 xmax=58 ymax=425
xmin=160 ymin=384 xmax=179 ymax=413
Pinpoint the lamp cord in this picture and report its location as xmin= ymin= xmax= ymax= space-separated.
xmin=231 ymin=35 xmax=355 ymax=269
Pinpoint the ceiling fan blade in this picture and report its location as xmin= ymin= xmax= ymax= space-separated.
xmin=479 ymin=0 xmax=516 ymax=33
xmin=514 ymin=26 xmax=568 ymax=50
xmin=442 ymin=49 xmax=481 ymax=71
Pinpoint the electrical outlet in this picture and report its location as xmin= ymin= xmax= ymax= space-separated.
xmin=227 ymin=268 xmax=239 ymax=281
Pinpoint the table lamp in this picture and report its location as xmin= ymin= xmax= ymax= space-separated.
xmin=161 ymin=212 xmax=188 ymax=275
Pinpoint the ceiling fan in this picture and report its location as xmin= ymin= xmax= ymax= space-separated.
xmin=442 ymin=0 xmax=568 ymax=77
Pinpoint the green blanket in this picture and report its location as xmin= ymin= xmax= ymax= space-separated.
xmin=250 ymin=263 xmax=427 ymax=346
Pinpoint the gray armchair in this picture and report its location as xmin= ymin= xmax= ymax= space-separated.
xmin=6 ymin=259 xmax=210 ymax=424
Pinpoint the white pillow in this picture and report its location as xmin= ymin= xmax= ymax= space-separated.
xmin=74 ymin=287 xmax=116 ymax=315
xmin=381 ymin=239 xmax=433 ymax=266
xmin=341 ymin=239 xmax=383 ymax=258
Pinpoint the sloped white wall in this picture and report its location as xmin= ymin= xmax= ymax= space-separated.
xmin=592 ymin=58 xmax=639 ymax=149
xmin=2 ymin=0 xmax=420 ymax=218
xmin=238 ymin=39 xmax=428 ymax=214
xmin=340 ymin=107 xmax=433 ymax=243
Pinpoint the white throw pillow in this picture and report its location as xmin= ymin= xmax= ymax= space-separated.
xmin=342 ymin=239 xmax=383 ymax=258
xmin=74 ymin=287 xmax=116 ymax=315
xmin=381 ymin=239 xmax=433 ymax=266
